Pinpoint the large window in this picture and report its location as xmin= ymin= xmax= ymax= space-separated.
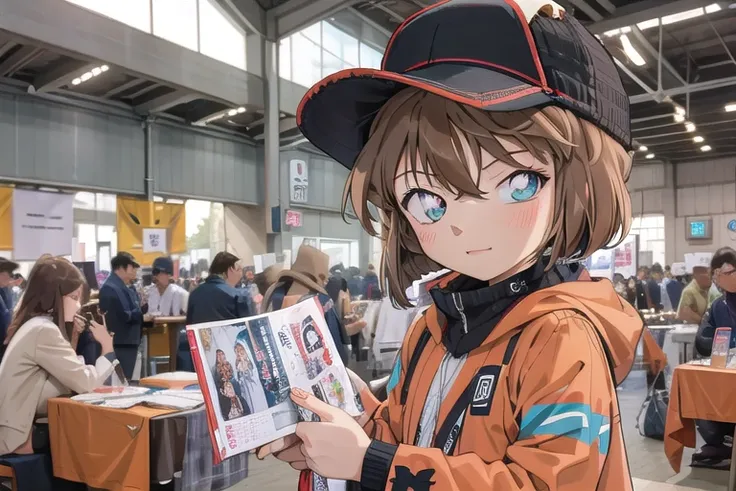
xmin=199 ymin=0 xmax=247 ymax=69
xmin=67 ymin=0 xmax=151 ymax=32
xmin=65 ymin=0 xmax=246 ymax=69
xmin=279 ymin=20 xmax=386 ymax=88
xmin=630 ymin=215 xmax=665 ymax=267
xmin=152 ymin=0 xmax=199 ymax=51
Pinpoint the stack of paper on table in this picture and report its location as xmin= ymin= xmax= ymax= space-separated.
xmin=72 ymin=387 xmax=205 ymax=410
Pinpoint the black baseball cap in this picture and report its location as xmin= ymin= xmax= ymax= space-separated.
xmin=152 ymin=256 xmax=174 ymax=276
xmin=297 ymin=0 xmax=631 ymax=170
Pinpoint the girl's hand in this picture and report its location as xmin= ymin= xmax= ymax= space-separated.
xmin=290 ymin=388 xmax=371 ymax=482
xmin=255 ymin=434 xmax=306 ymax=470
xmin=88 ymin=315 xmax=114 ymax=354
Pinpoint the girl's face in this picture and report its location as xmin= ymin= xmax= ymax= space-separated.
xmin=394 ymin=136 xmax=555 ymax=282
xmin=62 ymin=286 xmax=83 ymax=323
xmin=224 ymin=382 xmax=235 ymax=397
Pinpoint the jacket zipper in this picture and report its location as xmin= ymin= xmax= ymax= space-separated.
xmin=452 ymin=293 xmax=468 ymax=334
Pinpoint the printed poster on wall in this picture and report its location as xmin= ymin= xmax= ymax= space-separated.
xmin=12 ymin=189 xmax=74 ymax=260
xmin=142 ymin=228 xmax=168 ymax=254
xmin=613 ymin=235 xmax=638 ymax=279
xmin=289 ymin=159 xmax=308 ymax=203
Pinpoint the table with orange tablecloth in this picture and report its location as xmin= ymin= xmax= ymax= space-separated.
xmin=48 ymin=397 xmax=178 ymax=491
xmin=48 ymin=395 xmax=248 ymax=491
xmin=664 ymin=363 xmax=736 ymax=491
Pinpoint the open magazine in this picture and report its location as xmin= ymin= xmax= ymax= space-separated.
xmin=187 ymin=297 xmax=362 ymax=463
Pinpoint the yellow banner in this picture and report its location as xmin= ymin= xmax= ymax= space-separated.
xmin=116 ymin=198 xmax=186 ymax=267
xmin=0 ymin=188 xmax=12 ymax=251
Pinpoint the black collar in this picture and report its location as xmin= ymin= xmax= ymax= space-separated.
xmin=429 ymin=261 xmax=582 ymax=357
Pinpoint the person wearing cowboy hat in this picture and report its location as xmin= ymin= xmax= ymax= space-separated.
xmin=261 ymin=245 xmax=349 ymax=364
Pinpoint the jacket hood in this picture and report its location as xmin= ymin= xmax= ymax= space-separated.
xmin=424 ymin=270 xmax=644 ymax=385
xmin=507 ymin=272 xmax=644 ymax=384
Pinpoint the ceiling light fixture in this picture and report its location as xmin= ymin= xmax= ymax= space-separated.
xmin=70 ymin=64 xmax=110 ymax=87
xmin=620 ymin=34 xmax=646 ymax=66
xmin=725 ymin=103 xmax=736 ymax=112
xmin=685 ymin=122 xmax=696 ymax=132
xmin=639 ymin=145 xmax=648 ymax=152
xmin=674 ymin=114 xmax=686 ymax=123
xmin=701 ymin=145 xmax=712 ymax=152
xmin=674 ymin=106 xmax=686 ymax=116
xmin=237 ymin=107 xmax=246 ymax=114
xmin=227 ymin=109 xmax=238 ymax=116
xmin=637 ymin=4 xmax=721 ymax=31
xmin=645 ymin=153 xmax=655 ymax=159
xmin=693 ymin=136 xmax=705 ymax=143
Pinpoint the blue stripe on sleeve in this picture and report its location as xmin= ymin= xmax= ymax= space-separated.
xmin=387 ymin=356 xmax=402 ymax=392
xmin=518 ymin=403 xmax=610 ymax=455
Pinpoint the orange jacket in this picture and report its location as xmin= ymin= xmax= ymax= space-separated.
xmin=355 ymin=272 xmax=644 ymax=491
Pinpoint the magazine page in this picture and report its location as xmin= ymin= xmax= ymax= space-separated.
xmin=273 ymin=297 xmax=361 ymax=422
xmin=187 ymin=297 xmax=360 ymax=462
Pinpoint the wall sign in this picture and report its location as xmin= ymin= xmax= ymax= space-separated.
xmin=289 ymin=159 xmax=309 ymax=203
xmin=142 ymin=228 xmax=168 ymax=254
xmin=13 ymin=189 xmax=74 ymax=260
xmin=285 ymin=209 xmax=303 ymax=228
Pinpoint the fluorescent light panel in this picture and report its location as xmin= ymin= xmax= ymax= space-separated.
xmin=674 ymin=114 xmax=685 ymax=123
xmin=637 ymin=4 xmax=721 ymax=31
xmin=726 ymin=103 xmax=736 ymax=112
xmin=71 ymin=64 xmax=109 ymax=86
xmin=701 ymin=145 xmax=712 ymax=152
xmin=620 ymin=35 xmax=646 ymax=66
xmin=693 ymin=136 xmax=704 ymax=143
xmin=645 ymin=153 xmax=655 ymax=159
xmin=685 ymin=122 xmax=696 ymax=132
xmin=639 ymin=145 xmax=648 ymax=152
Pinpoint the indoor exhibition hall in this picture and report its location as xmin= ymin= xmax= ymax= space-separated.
xmin=0 ymin=0 xmax=735 ymax=490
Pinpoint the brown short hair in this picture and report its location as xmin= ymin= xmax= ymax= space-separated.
xmin=209 ymin=252 xmax=240 ymax=276
xmin=344 ymin=88 xmax=632 ymax=307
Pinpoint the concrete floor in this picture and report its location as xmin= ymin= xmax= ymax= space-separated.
xmin=225 ymin=368 xmax=729 ymax=491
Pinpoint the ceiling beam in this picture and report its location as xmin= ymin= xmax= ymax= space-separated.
xmin=347 ymin=7 xmax=392 ymax=38
xmin=372 ymin=3 xmax=404 ymax=23
xmin=629 ymin=27 xmax=686 ymax=86
xmin=103 ymin=78 xmax=146 ymax=98
xmin=565 ymin=0 xmax=603 ymax=22
xmin=31 ymin=60 xmax=97 ymax=93
xmin=215 ymin=0 xmax=266 ymax=38
xmin=125 ymin=83 xmax=161 ymax=100
xmin=630 ymin=76 xmax=736 ymax=104
xmin=594 ymin=0 xmax=616 ymax=14
xmin=254 ymin=116 xmax=298 ymax=139
xmin=0 ymin=45 xmax=42 ymax=77
xmin=274 ymin=0 xmax=361 ymax=39
xmin=134 ymin=91 xmax=198 ymax=114
xmin=587 ymin=0 xmax=714 ymax=34
xmin=0 ymin=42 xmax=18 ymax=59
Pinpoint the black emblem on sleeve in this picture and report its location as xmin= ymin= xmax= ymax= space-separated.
xmin=390 ymin=466 xmax=436 ymax=491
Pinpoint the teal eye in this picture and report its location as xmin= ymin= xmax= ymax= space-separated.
xmin=498 ymin=171 xmax=545 ymax=203
xmin=401 ymin=190 xmax=447 ymax=224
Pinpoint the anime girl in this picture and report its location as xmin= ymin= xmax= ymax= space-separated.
xmin=234 ymin=341 xmax=270 ymax=413
xmin=259 ymin=2 xmax=647 ymax=490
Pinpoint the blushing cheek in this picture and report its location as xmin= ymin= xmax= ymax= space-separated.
xmin=506 ymin=201 xmax=541 ymax=229
xmin=417 ymin=228 xmax=437 ymax=247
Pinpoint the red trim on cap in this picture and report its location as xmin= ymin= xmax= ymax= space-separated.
xmin=296 ymin=67 xmax=546 ymax=127
xmin=381 ymin=0 xmax=452 ymax=70
xmin=404 ymin=57 xmax=543 ymax=87
xmin=504 ymin=0 xmax=550 ymax=91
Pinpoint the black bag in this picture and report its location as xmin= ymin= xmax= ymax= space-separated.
xmin=636 ymin=370 xmax=669 ymax=440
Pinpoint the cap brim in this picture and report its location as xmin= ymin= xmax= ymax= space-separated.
xmin=297 ymin=64 xmax=553 ymax=170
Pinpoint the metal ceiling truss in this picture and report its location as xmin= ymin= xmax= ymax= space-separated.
xmin=31 ymin=60 xmax=97 ymax=93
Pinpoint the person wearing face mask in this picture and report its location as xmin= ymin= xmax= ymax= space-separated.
xmin=0 ymin=256 xmax=116 ymax=459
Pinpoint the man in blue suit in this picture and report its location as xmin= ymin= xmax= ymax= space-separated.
xmin=99 ymin=252 xmax=143 ymax=379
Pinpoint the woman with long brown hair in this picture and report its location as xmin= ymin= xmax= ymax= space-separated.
xmin=0 ymin=256 xmax=117 ymax=456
